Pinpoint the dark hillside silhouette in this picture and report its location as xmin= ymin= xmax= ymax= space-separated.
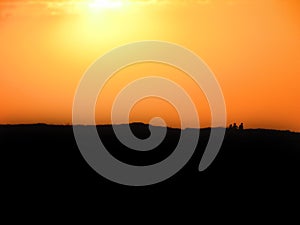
xmin=1 ymin=124 xmax=300 ymax=208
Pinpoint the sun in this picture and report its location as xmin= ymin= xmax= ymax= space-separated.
xmin=88 ymin=0 xmax=124 ymax=9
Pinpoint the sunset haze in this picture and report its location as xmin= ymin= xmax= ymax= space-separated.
xmin=1 ymin=0 xmax=300 ymax=131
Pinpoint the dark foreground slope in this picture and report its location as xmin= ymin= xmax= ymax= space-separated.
xmin=1 ymin=124 xmax=300 ymax=208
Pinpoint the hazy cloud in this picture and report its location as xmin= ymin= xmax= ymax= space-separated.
xmin=0 ymin=0 xmax=212 ymax=19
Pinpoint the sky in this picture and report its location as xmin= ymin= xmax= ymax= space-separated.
xmin=1 ymin=0 xmax=300 ymax=131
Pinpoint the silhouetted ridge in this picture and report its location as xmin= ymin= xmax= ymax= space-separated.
xmin=1 ymin=124 xmax=300 ymax=208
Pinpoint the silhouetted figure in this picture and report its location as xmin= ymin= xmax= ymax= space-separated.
xmin=229 ymin=124 xmax=233 ymax=129
xmin=239 ymin=123 xmax=244 ymax=130
xmin=233 ymin=123 xmax=238 ymax=130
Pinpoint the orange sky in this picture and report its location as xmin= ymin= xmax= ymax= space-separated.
xmin=1 ymin=0 xmax=300 ymax=131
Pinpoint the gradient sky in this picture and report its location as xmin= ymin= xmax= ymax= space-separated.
xmin=1 ymin=0 xmax=300 ymax=131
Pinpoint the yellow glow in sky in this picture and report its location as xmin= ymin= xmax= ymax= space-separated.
xmin=1 ymin=0 xmax=300 ymax=131
xmin=88 ymin=0 xmax=124 ymax=9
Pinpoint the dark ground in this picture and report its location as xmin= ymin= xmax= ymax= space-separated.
xmin=1 ymin=124 xmax=300 ymax=216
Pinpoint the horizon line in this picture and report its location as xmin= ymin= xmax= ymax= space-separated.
xmin=0 ymin=122 xmax=298 ymax=133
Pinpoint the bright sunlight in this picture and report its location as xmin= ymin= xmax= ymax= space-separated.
xmin=88 ymin=0 xmax=124 ymax=9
